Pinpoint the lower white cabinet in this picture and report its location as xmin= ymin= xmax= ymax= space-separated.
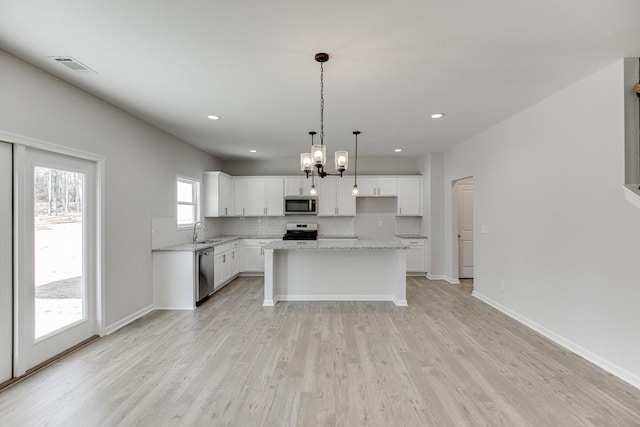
xmin=401 ymin=238 xmax=426 ymax=273
xmin=242 ymin=239 xmax=277 ymax=272
xmin=214 ymin=240 xmax=241 ymax=289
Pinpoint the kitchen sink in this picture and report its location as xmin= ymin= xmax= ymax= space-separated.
xmin=196 ymin=239 xmax=221 ymax=244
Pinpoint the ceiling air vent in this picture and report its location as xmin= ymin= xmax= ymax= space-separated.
xmin=50 ymin=56 xmax=96 ymax=73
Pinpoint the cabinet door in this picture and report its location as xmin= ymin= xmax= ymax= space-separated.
xmin=219 ymin=174 xmax=233 ymax=216
xmin=403 ymin=240 xmax=425 ymax=272
xmin=397 ymin=178 xmax=421 ymax=216
xmin=317 ymin=178 xmax=337 ymax=216
xmin=234 ymin=178 xmax=248 ymax=216
xmin=377 ymin=178 xmax=397 ymax=197
xmin=335 ymin=179 xmax=356 ymax=216
xmin=265 ymin=178 xmax=284 ymax=216
xmin=242 ymin=246 xmax=262 ymax=272
xmin=230 ymin=249 xmax=240 ymax=276
xmin=214 ymin=253 xmax=224 ymax=287
xmin=356 ymin=177 xmax=377 ymax=196
xmin=246 ymin=179 xmax=266 ymax=216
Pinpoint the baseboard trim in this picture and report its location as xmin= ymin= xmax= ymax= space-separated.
xmin=472 ymin=291 xmax=640 ymax=391
xmin=426 ymin=273 xmax=446 ymax=280
xmin=445 ymin=276 xmax=460 ymax=284
xmin=275 ymin=294 xmax=397 ymax=303
xmin=103 ymin=304 xmax=154 ymax=336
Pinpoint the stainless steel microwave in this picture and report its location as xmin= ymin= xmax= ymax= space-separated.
xmin=284 ymin=196 xmax=318 ymax=215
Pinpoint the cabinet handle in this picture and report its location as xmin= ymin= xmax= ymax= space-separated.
xmin=399 ymin=207 xmax=402 ymax=215
xmin=225 ymin=207 xmax=228 ymax=215
xmin=299 ymin=188 xmax=302 ymax=196
xmin=243 ymin=208 xmax=245 ymax=216
xmin=264 ymin=207 xmax=267 ymax=215
xmin=223 ymin=254 xmax=226 ymax=263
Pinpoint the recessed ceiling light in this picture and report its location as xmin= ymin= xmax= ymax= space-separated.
xmin=394 ymin=149 xmax=402 ymax=152
xmin=207 ymin=115 xmax=220 ymax=120
xmin=249 ymin=149 xmax=257 ymax=153
xmin=430 ymin=113 xmax=445 ymax=119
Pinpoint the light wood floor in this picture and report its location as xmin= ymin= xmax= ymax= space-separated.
xmin=1 ymin=277 xmax=639 ymax=426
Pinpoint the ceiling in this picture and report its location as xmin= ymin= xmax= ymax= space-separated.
xmin=2 ymin=1 xmax=640 ymax=161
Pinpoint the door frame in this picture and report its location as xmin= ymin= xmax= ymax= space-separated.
xmin=1 ymin=130 xmax=105 ymax=376
xmin=450 ymin=176 xmax=474 ymax=284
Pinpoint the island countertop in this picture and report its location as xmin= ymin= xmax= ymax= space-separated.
xmin=263 ymin=239 xmax=409 ymax=251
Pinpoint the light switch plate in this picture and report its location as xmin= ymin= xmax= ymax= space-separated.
xmin=481 ymin=224 xmax=489 ymax=234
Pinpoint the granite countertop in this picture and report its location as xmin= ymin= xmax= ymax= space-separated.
xmin=317 ymin=235 xmax=358 ymax=239
xmin=263 ymin=239 xmax=409 ymax=251
xmin=153 ymin=235 xmax=282 ymax=252
xmin=395 ymin=234 xmax=428 ymax=239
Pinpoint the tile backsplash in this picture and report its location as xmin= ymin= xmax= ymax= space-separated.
xmin=221 ymin=215 xmax=422 ymax=238
xmin=222 ymin=216 xmax=355 ymax=237
xmin=152 ymin=215 xmax=423 ymax=248
xmin=151 ymin=217 xmax=222 ymax=249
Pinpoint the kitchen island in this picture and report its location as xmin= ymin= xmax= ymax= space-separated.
xmin=262 ymin=239 xmax=409 ymax=307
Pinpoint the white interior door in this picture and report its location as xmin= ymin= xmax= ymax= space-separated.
xmin=457 ymin=179 xmax=474 ymax=279
xmin=14 ymin=146 xmax=97 ymax=375
xmin=0 ymin=142 xmax=12 ymax=383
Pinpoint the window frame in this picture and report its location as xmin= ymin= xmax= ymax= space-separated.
xmin=176 ymin=175 xmax=201 ymax=229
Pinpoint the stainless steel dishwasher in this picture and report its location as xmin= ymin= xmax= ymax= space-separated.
xmin=197 ymin=248 xmax=215 ymax=303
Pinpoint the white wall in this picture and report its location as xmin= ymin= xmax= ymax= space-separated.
xmin=0 ymin=50 xmax=222 ymax=329
xmin=442 ymin=60 xmax=640 ymax=387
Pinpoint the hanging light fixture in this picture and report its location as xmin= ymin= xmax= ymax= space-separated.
xmin=352 ymin=131 xmax=360 ymax=195
xmin=300 ymin=52 xmax=355 ymax=181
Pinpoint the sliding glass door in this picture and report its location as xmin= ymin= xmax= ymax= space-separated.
xmin=14 ymin=146 xmax=97 ymax=374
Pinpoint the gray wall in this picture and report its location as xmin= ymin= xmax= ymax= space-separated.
xmin=222 ymin=155 xmax=421 ymax=176
xmin=442 ymin=60 xmax=640 ymax=388
xmin=624 ymin=57 xmax=640 ymax=184
xmin=0 ymin=49 xmax=222 ymax=329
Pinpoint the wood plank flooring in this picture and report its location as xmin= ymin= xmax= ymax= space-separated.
xmin=1 ymin=277 xmax=639 ymax=426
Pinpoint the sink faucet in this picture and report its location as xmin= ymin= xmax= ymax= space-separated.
xmin=192 ymin=221 xmax=207 ymax=243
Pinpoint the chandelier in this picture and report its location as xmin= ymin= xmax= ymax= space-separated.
xmin=300 ymin=52 xmax=360 ymax=196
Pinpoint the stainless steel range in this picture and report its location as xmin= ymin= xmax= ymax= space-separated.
xmin=282 ymin=223 xmax=318 ymax=240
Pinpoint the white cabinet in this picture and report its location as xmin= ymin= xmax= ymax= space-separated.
xmin=238 ymin=178 xmax=284 ymax=216
xmin=213 ymin=240 xmax=241 ymax=289
xmin=401 ymin=238 xmax=426 ymax=273
xmin=357 ymin=177 xmax=397 ymax=197
xmin=397 ymin=177 xmax=422 ymax=216
xmin=242 ymin=239 xmax=277 ymax=272
xmin=203 ymin=171 xmax=233 ymax=217
xmin=317 ymin=177 xmax=356 ymax=216
xmin=284 ymin=177 xmax=312 ymax=196
xmin=233 ymin=178 xmax=248 ymax=216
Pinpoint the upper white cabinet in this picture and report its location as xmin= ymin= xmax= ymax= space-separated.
xmin=357 ymin=177 xmax=398 ymax=197
xmin=203 ymin=171 xmax=234 ymax=217
xmin=233 ymin=178 xmax=248 ymax=216
xmin=317 ymin=177 xmax=356 ymax=216
xmin=396 ymin=177 xmax=422 ymax=216
xmin=284 ymin=177 xmax=313 ymax=196
xmin=239 ymin=178 xmax=284 ymax=216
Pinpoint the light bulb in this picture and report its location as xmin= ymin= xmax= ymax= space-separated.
xmin=303 ymin=157 xmax=312 ymax=166
xmin=314 ymin=150 xmax=323 ymax=161
xmin=352 ymin=185 xmax=359 ymax=196
xmin=337 ymin=155 xmax=346 ymax=166
xmin=310 ymin=185 xmax=317 ymax=196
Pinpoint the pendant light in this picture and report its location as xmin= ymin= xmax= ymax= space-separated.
xmin=300 ymin=52 xmax=353 ymax=179
xmin=352 ymin=131 xmax=360 ymax=195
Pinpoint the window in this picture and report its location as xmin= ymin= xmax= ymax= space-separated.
xmin=177 ymin=176 xmax=200 ymax=227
